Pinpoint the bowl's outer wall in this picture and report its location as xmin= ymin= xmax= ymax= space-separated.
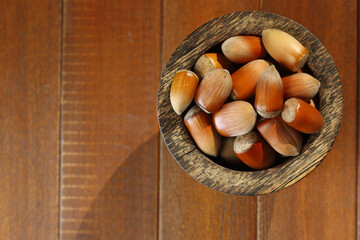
xmin=157 ymin=11 xmax=343 ymax=195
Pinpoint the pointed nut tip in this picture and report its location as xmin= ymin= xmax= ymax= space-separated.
xmin=170 ymin=99 xmax=182 ymax=115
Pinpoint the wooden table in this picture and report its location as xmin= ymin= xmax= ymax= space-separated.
xmin=0 ymin=0 xmax=356 ymax=239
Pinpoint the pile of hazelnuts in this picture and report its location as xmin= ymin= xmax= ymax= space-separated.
xmin=170 ymin=29 xmax=323 ymax=170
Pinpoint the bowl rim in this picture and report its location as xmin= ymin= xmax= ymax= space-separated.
xmin=157 ymin=11 xmax=343 ymax=196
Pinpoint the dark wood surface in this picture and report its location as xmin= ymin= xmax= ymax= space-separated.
xmin=0 ymin=0 xmax=61 ymax=239
xmin=0 ymin=0 xmax=357 ymax=239
xmin=160 ymin=4 xmax=258 ymax=239
xmin=259 ymin=1 xmax=357 ymax=239
xmin=60 ymin=0 xmax=160 ymax=239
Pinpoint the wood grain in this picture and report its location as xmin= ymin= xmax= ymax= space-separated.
xmin=258 ymin=1 xmax=357 ymax=239
xmin=0 ymin=0 xmax=61 ymax=239
xmin=160 ymin=2 xmax=258 ymax=240
xmin=60 ymin=0 xmax=161 ymax=239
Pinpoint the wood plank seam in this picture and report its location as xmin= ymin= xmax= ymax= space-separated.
xmin=59 ymin=0 xmax=65 ymax=239
xmin=158 ymin=0 xmax=164 ymax=239
xmin=357 ymin=0 xmax=360 ymax=238
xmin=257 ymin=4 xmax=262 ymax=240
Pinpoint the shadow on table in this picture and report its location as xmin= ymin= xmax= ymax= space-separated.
xmin=75 ymin=134 xmax=158 ymax=240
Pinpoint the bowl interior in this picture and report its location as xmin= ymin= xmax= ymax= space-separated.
xmin=157 ymin=11 xmax=343 ymax=196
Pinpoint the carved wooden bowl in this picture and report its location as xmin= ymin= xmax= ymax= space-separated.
xmin=157 ymin=11 xmax=343 ymax=195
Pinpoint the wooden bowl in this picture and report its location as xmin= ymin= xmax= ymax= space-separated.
xmin=157 ymin=11 xmax=343 ymax=196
